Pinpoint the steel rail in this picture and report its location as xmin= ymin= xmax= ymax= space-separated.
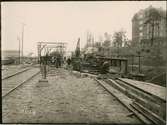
xmin=2 ymin=70 xmax=40 ymax=98
xmin=94 ymin=78 xmax=153 ymax=125
xmin=2 ymin=67 xmax=32 ymax=80
xmin=72 ymin=70 xmax=164 ymax=124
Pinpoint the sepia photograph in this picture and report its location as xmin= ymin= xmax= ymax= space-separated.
xmin=1 ymin=1 xmax=167 ymax=124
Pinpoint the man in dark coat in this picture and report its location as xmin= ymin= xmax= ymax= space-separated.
xmin=101 ymin=60 xmax=110 ymax=74
xmin=67 ymin=58 xmax=71 ymax=66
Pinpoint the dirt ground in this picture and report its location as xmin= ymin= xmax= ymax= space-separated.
xmin=2 ymin=68 xmax=141 ymax=124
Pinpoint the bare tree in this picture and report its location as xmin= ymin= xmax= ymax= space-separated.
xmin=112 ymin=30 xmax=128 ymax=55
xmin=103 ymin=32 xmax=111 ymax=47
xmin=102 ymin=32 xmax=111 ymax=57
xmin=144 ymin=7 xmax=162 ymax=46
xmin=143 ymin=8 xmax=166 ymax=69
xmin=112 ymin=30 xmax=127 ymax=47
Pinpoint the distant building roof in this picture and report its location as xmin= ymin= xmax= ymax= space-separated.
xmin=2 ymin=50 xmax=19 ymax=58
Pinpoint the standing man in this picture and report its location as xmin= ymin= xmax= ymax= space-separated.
xmin=56 ymin=57 xmax=59 ymax=68
xmin=98 ymin=60 xmax=110 ymax=79
xmin=51 ymin=56 xmax=54 ymax=65
xmin=40 ymin=55 xmax=47 ymax=79
xmin=101 ymin=60 xmax=110 ymax=74
xmin=67 ymin=58 xmax=71 ymax=66
xmin=66 ymin=58 xmax=72 ymax=71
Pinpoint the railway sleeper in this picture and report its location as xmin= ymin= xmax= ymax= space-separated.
xmin=95 ymin=79 xmax=153 ymax=125
xmin=117 ymin=78 xmax=166 ymax=103
xmin=108 ymin=79 xmax=165 ymax=120
xmin=115 ymin=79 xmax=164 ymax=105
xmin=131 ymin=101 xmax=166 ymax=125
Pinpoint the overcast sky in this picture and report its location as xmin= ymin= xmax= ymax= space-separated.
xmin=1 ymin=1 xmax=166 ymax=56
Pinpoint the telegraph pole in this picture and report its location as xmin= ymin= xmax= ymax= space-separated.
xmin=17 ymin=36 xmax=21 ymax=64
xmin=21 ymin=23 xmax=26 ymax=64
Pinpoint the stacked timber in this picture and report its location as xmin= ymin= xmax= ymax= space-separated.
xmin=108 ymin=78 xmax=166 ymax=125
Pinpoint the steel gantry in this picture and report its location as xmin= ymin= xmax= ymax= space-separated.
xmin=37 ymin=42 xmax=67 ymax=63
xmin=37 ymin=42 xmax=67 ymax=81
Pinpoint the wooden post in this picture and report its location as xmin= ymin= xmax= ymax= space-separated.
xmin=125 ymin=60 xmax=128 ymax=74
xmin=132 ymin=55 xmax=134 ymax=73
xmin=138 ymin=53 xmax=141 ymax=73
xmin=119 ymin=60 xmax=121 ymax=72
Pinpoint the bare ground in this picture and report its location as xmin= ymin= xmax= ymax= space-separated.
xmin=2 ymin=68 xmax=141 ymax=124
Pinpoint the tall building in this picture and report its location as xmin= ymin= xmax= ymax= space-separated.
xmin=132 ymin=6 xmax=166 ymax=46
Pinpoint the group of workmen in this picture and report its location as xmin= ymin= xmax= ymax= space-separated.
xmin=51 ymin=56 xmax=63 ymax=68
xmin=40 ymin=55 xmax=110 ymax=75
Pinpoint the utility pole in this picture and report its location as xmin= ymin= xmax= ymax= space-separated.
xmin=21 ymin=23 xmax=26 ymax=64
xmin=17 ymin=36 xmax=21 ymax=64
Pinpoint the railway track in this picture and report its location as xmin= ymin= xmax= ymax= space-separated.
xmin=104 ymin=78 xmax=165 ymax=125
xmin=96 ymin=79 xmax=166 ymax=125
xmin=2 ymin=67 xmax=40 ymax=98
xmin=95 ymin=78 xmax=153 ymax=125
xmin=2 ymin=67 xmax=31 ymax=80
xmin=2 ymin=64 xmax=39 ymax=80
xmin=2 ymin=67 xmax=165 ymax=124
xmin=77 ymin=71 xmax=166 ymax=125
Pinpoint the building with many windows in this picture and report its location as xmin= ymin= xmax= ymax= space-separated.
xmin=132 ymin=6 xmax=166 ymax=46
